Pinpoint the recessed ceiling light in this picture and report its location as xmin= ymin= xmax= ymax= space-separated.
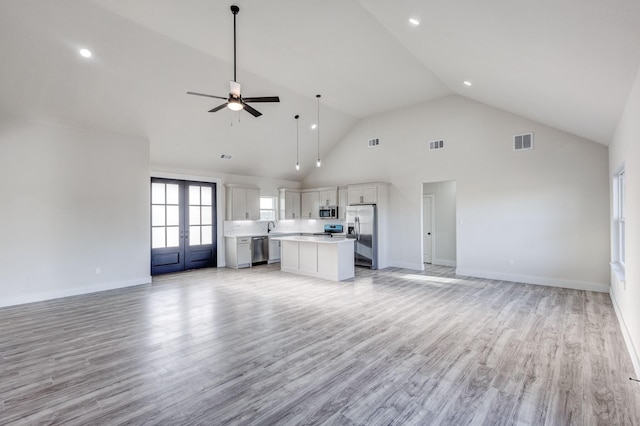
xmin=464 ymin=81 xmax=472 ymax=86
xmin=409 ymin=18 xmax=420 ymax=26
xmin=311 ymin=124 xmax=317 ymax=130
xmin=79 ymin=48 xmax=92 ymax=58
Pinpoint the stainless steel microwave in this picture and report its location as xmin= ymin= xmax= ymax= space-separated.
xmin=319 ymin=205 xmax=338 ymax=219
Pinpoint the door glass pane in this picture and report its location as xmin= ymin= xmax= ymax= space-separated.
xmin=166 ymin=226 xmax=180 ymax=248
xmin=201 ymin=206 xmax=212 ymax=225
xmin=152 ymin=227 xmax=166 ymax=248
xmin=202 ymin=226 xmax=212 ymax=244
xmin=190 ymin=206 xmax=201 ymax=225
xmin=201 ymin=187 xmax=212 ymax=206
xmin=166 ymin=205 xmax=179 ymax=226
xmin=151 ymin=183 xmax=165 ymax=204
xmin=189 ymin=186 xmax=200 ymax=206
xmin=190 ymin=226 xmax=201 ymax=246
xmin=166 ymin=184 xmax=179 ymax=205
xmin=152 ymin=205 xmax=165 ymax=226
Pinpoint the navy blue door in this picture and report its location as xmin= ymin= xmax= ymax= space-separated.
xmin=151 ymin=179 xmax=216 ymax=275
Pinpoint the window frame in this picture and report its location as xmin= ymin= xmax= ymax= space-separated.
xmin=259 ymin=196 xmax=277 ymax=221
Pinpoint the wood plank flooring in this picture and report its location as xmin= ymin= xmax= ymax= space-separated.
xmin=1 ymin=264 xmax=639 ymax=425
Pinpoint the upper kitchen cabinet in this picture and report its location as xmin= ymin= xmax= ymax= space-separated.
xmin=338 ymin=187 xmax=348 ymax=219
xmin=318 ymin=188 xmax=338 ymax=207
xmin=348 ymin=184 xmax=378 ymax=204
xmin=301 ymin=190 xmax=320 ymax=219
xmin=347 ymin=182 xmax=391 ymax=205
xmin=279 ymin=188 xmax=301 ymax=220
xmin=226 ymin=185 xmax=260 ymax=220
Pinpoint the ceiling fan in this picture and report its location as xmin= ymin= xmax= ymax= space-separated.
xmin=187 ymin=5 xmax=280 ymax=117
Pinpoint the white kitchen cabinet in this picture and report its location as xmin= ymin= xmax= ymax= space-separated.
xmin=279 ymin=189 xmax=301 ymax=220
xmin=225 ymin=236 xmax=252 ymax=268
xmin=338 ymin=187 xmax=348 ymax=219
xmin=226 ymin=186 xmax=260 ymax=220
xmin=278 ymin=236 xmax=355 ymax=281
xmin=298 ymin=241 xmax=318 ymax=274
xmin=301 ymin=191 xmax=320 ymax=219
xmin=318 ymin=188 xmax=337 ymax=206
xmin=268 ymin=237 xmax=281 ymax=263
xmin=348 ymin=185 xmax=378 ymax=204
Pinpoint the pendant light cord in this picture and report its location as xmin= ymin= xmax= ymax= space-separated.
xmin=316 ymin=94 xmax=321 ymax=165
xmin=295 ymin=115 xmax=300 ymax=168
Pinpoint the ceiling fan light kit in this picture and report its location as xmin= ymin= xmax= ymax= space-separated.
xmin=186 ymin=5 xmax=280 ymax=118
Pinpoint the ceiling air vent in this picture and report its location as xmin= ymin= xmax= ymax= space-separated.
xmin=513 ymin=133 xmax=533 ymax=151
xmin=367 ymin=138 xmax=380 ymax=148
xmin=220 ymin=154 xmax=233 ymax=160
xmin=429 ymin=140 xmax=444 ymax=150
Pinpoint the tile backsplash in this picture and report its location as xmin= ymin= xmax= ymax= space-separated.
xmin=224 ymin=219 xmax=346 ymax=236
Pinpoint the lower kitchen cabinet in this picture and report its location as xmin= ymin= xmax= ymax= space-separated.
xmin=268 ymin=237 xmax=281 ymax=263
xmin=225 ymin=236 xmax=251 ymax=268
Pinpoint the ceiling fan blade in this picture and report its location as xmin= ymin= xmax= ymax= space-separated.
xmin=208 ymin=103 xmax=229 ymax=113
xmin=187 ymin=91 xmax=227 ymax=100
xmin=230 ymin=81 xmax=241 ymax=97
xmin=242 ymin=103 xmax=262 ymax=117
xmin=243 ymin=96 xmax=280 ymax=103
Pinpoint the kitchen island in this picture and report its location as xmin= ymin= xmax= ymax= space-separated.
xmin=273 ymin=236 xmax=355 ymax=281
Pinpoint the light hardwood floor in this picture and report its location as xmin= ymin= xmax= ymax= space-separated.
xmin=1 ymin=264 xmax=639 ymax=425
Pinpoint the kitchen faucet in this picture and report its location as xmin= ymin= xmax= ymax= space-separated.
xmin=267 ymin=221 xmax=276 ymax=233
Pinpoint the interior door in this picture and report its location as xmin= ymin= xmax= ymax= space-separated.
xmin=151 ymin=179 xmax=216 ymax=275
xmin=423 ymin=195 xmax=433 ymax=264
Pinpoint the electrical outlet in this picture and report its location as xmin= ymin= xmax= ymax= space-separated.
xmin=95 ymin=267 xmax=101 ymax=275
xmin=508 ymin=259 xmax=514 ymax=266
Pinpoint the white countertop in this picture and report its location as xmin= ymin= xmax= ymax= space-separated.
xmin=273 ymin=235 xmax=353 ymax=244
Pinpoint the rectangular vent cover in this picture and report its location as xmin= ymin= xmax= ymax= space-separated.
xmin=220 ymin=154 xmax=233 ymax=160
xmin=368 ymin=138 xmax=380 ymax=148
xmin=429 ymin=140 xmax=444 ymax=150
xmin=514 ymin=133 xmax=533 ymax=151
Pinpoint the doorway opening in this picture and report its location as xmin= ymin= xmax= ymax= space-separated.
xmin=151 ymin=178 xmax=217 ymax=275
xmin=422 ymin=181 xmax=457 ymax=268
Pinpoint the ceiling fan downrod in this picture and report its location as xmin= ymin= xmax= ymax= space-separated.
xmin=231 ymin=5 xmax=239 ymax=83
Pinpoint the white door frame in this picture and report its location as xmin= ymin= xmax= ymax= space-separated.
xmin=422 ymin=194 xmax=435 ymax=267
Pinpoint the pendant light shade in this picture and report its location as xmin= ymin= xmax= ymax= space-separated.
xmin=316 ymin=94 xmax=321 ymax=167
xmin=294 ymin=114 xmax=300 ymax=170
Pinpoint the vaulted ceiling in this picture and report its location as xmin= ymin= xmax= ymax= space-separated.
xmin=1 ymin=0 xmax=639 ymax=181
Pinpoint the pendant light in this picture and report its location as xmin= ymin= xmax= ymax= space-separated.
xmin=294 ymin=114 xmax=300 ymax=170
xmin=316 ymin=94 xmax=321 ymax=167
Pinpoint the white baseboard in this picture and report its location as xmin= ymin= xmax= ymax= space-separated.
xmin=433 ymin=258 xmax=457 ymax=267
xmin=0 ymin=276 xmax=152 ymax=308
xmin=455 ymin=268 xmax=609 ymax=293
xmin=609 ymin=288 xmax=640 ymax=378
xmin=389 ymin=261 xmax=424 ymax=270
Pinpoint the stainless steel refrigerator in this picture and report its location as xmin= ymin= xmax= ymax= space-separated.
xmin=346 ymin=204 xmax=378 ymax=269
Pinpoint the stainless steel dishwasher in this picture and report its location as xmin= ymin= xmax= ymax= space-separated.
xmin=251 ymin=236 xmax=268 ymax=265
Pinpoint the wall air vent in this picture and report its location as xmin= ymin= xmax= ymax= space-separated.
xmin=367 ymin=138 xmax=380 ymax=148
xmin=513 ymin=133 xmax=533 ymax=151
xmin=220 ymin=154 xmax=233 ymax=160
xmin=429 ymin=140 xmax=444 ymax=150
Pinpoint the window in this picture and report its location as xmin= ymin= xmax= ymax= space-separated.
xmin=260 ymin=196 xmax=276 ymax=220
xmin=616 ymin=169 xmax=626 ymax=266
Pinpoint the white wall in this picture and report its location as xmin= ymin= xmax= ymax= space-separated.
xmin=423 ymin=181 xmax=456 ymax=266
xmin=0 ymin=117 xmax=151 ymax=307
xmin=304 ymin=95 xmax=610 ymax=291
xmin=609 ymin=65 xmax=640 ymax=375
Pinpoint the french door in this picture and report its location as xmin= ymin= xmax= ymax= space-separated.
xmin=150 ymin=178 xmax=217 ymax=275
